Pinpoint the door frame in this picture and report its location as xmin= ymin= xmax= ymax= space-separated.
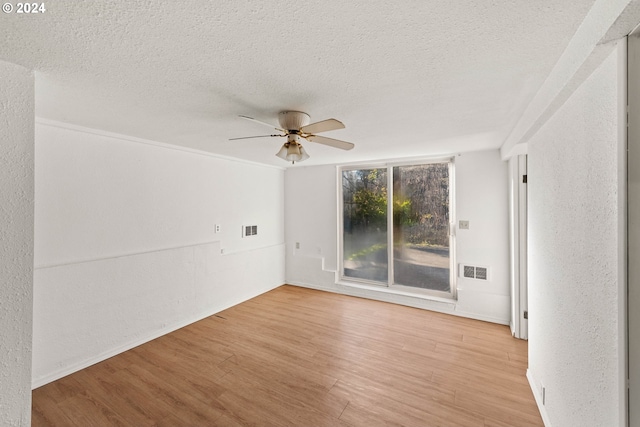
xmin=509 ymin=154 xmax=528 ymax=340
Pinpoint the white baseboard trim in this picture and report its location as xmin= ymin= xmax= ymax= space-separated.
xmin=452 ymin=309 xmax=510 ymax=326
xmin=31 ymin=282 xmax=283 ymax=389
xmin=289 ymin=280 xmax=452 ymax=309
xmin=527 ymin=369 xmax=552 ymax=427
xmin=288 ymin=280 xmax=508 ymax=325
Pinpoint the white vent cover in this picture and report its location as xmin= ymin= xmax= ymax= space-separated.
xmin=242 ymin=225 xmax=258 ymax=237
xmin=463 ymin=265 xmax=475 ymax=278
xmin=459 ymin=264 xmax=489 ymax=281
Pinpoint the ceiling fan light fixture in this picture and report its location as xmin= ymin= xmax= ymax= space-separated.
xmin=286 ymin=143 xmax=302 ymax=161
xmin=275 ymin=141 xmax=309 ymax=164
xmin=275 ymin=143 xmax=289 ymax=160
xmin=299 ymin=145 xmax=310 ymax=161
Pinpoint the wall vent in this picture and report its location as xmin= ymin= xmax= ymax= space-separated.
xmin=463 ymin=265 xmax=475 ymax=278
xmin=243 ymin=225 xmax=258 ymax=237
xmin=459 ymin=264 xmax=490 ymax=281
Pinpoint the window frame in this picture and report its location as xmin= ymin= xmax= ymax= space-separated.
xmin=337 ymin=157 xmax=457 ymax=300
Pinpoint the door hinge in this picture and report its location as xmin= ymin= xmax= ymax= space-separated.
xmin=523 ymin=310 xmax=528 ymax=319
xmin=522 ymin=175 xmax=527 ymax=184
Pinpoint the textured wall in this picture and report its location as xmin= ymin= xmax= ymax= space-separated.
xmin=0 ymin=60 xmax=34 ymax=426
xmin=284 ymin=150 xmax=510 ymax=324
xmin=527 ymin=43 xmax=625 ymax=426
xmin=32 ymin=121 xmax=285 ymax=386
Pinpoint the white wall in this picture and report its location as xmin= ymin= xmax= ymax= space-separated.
xmin=33 ymin=120 xmax=285 ymax=387
xmin=285 ymin=149 xmax=510 ymax=324
xmin=0 ymin=60 xmax=34 ymax=427
xmin=526 ymin=41 xmax=626 ymax=427
xmin=455 ymin=150 xmax=510 ymax=322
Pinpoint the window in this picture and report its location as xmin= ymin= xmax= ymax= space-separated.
xmin=340 ymin=159 xmax=455 ymax=298
xmin=342 ymin=168 xmax=388 ymax=284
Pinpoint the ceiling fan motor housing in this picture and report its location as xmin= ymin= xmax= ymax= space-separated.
xmin=279 ymin=111 xmax=310 ymax=132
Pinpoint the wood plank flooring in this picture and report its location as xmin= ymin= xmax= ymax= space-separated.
xmin=32 ymin=285 xmax=543 ymax=426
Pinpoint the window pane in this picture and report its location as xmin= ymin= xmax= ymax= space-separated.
xmin=342 ymin=168 xmax=388 ymax=283
xmin=392 ymin=164 xmax=450 ymax=292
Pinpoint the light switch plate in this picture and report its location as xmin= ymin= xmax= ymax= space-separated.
xmin=459 ymin=220 xmax=469 ymax=230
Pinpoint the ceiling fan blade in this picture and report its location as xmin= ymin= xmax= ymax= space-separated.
xmin=300 ymin=119 xmax=345 ymax=134
xmin=306 ymin=135 xmax=355 ymax=150
xmin=229 ymin=134 xmax=283 ymax=141
xmin=239 ymin=115 xmax=284 ymax=132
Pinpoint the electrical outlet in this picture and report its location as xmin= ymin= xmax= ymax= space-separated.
xmin=215 ymin=224 xmax=221 ymax=233
xmin=459 ymin=220 xmax=470 ymax=230
xmin=295 ymin=242 xmax=300 ymax=249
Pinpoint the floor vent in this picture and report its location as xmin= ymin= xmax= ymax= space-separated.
xmin=459 ymin=264 xmax=489 ymax=281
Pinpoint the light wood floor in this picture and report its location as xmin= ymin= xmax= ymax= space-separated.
xmin=32 ymin=285 xmax=543 ymax=427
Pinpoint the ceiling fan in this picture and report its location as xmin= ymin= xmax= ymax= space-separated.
xmin=230 ymin=111 xmax=355 ymax=164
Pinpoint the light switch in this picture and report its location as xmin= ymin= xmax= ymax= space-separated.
xmin=459 ymin=220 xmax=469 ymax=230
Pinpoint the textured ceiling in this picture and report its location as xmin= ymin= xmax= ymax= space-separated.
xmin=0 ymin=0 xmax=597 ymax=167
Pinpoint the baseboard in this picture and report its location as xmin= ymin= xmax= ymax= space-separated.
xmin=451 ymin=309 xmax=510 ymax=326
xmin=288 ymin=280 xmax=508 ymax=325
xmin=527 ymin=369 xmax=552 ymax=427
xmin=287 ymin=280 xmax=335 ymax=294
xmin=31 ymin=282 xmax=283 ymax=389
